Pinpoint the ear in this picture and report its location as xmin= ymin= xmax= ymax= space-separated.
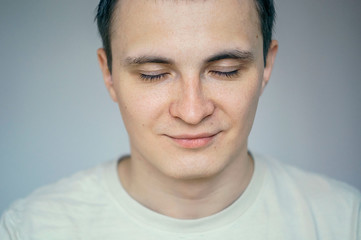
xmin=97 ymin=48 xmax=118 ymax=102
xmin=261 ymin=40 xmax=278 ymax=94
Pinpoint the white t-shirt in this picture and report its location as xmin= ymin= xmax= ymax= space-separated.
xmin=1 ymin=154 xmax=360 ymax=239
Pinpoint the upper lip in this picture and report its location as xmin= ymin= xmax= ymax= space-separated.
xmin=166 ymin=132 xmax=220 ymax=139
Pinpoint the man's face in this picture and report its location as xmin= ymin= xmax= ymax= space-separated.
xmin=98 ymin=0 xmax=277 ymax=180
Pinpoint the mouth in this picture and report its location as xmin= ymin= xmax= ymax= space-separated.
xmin=166 ymin=132 xmax=220 ymax=149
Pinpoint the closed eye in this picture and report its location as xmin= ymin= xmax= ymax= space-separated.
xmin=210 ymin=70 xmax=239 ymax=78
xmin=139 ymin=73 xmax=169 ymax=82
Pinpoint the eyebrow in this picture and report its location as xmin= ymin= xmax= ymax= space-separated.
xmin=124 ymin=56 xmax=174 ymax=66
xmin=205 ymin=50 xmax=255 ymax=63
xmin=123 ymin=49 xmax=254 ymax=66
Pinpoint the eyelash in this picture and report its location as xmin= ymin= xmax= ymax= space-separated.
xmin=139 ymin=73 xmax=168 ymax=82
xmin=139 ymin=70 xmax=239 ymax=82
xmin=210 ymin=70 xmax=240 ymax=78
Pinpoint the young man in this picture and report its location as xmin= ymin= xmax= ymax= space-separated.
xmin=1 ymin=0 xmax=360 ymax=239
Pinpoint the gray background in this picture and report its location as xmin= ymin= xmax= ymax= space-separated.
xmin=1 ymin=0 xmax=360 ymax=214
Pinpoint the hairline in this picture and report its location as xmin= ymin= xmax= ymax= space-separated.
xmin=103 ymin=0 xmax=268 ymax=72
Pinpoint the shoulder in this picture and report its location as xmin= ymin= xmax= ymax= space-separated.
xmin=0 ymin=160 xmax=117 ymax=239
xmin=262 ymin=155 xmax=360 ymax=201
xmin=255 ymin=154 xmax=360 ymax=236
xmin=257 ymin=154 xmax=361 ymax=204
xmin=12 ymin=161 xmax=108 ymax=210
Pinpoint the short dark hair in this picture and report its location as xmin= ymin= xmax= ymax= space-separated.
xmin=95 ymin=0 xmax=275 ymax=73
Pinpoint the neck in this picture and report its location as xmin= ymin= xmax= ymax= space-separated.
xmin=118 ymin=152 xmax=254 ymax=219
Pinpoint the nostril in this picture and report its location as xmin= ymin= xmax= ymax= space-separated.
xmin=169 ymin=95 xmax=215 ymax=125
xmin=169 ymin=76 xmax=215 ymax=124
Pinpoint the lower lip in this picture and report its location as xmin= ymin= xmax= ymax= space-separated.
xmin=170 ymin=135 xmax=217 ymax=149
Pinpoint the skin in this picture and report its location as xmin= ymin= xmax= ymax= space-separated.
xmin=97 ymin=0 xmax=278 ymax=219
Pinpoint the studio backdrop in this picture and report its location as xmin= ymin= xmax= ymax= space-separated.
xmin=1 ymin=0 xmax=360 ymax=214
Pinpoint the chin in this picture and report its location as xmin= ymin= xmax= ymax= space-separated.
xmin=158 ymin=154 xmax=227 ymax=181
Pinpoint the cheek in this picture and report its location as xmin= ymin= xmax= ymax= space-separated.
xmin=117 ymin=84 xmax=169 ymax=128
xmin=213 ymin=77 xmax=262 ymax=120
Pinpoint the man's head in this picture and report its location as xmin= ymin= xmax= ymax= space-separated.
xmin=96 ymin=0 xmax=278 ymax=180
xmin=96 ymin=0 xmax=275 ymax=73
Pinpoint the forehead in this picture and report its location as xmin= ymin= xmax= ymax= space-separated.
xmin=112 ymin=0 xmax=260 ymax=33
xmin=111 ymin=0 xmax=262 ymax=62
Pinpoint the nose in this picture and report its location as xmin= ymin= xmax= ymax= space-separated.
xmin=169 ymin=76 xmax=215 ymax=125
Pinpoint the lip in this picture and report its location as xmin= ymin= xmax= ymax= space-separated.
xmin=166 ymin=132 xmax=220 ymax=149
